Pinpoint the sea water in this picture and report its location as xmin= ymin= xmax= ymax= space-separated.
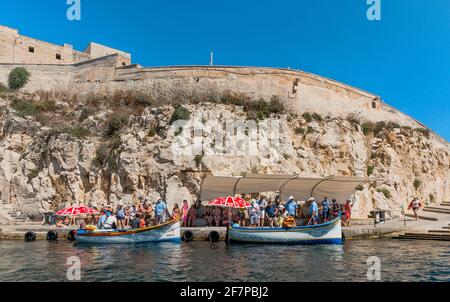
xmin=0 ymin=239 xmax=448 ymax=282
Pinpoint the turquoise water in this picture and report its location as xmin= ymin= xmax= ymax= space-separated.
xmin=0 ymin=239 xmax=448 ymax=282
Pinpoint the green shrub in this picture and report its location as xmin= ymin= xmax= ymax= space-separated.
xmin=105 ymin=112 xmax=129 ymax=137
xmin=148 ymin=126 xmax=157 ymax=137
xmin=413 ymin=179 xmax=422 ymax=190
xmin=252 ymin=99 xmax=270 ymax=120
xmin=49 ymin=126 xmax=90 ymax=139
xmin=93 ymin=135 xmax=122 ymax=171
xmin=220 ymin=92 xmax=248 ymax=107
xmin=429 ymin=193 xmax=435 ymax=203
xmin=8 ymin=67 xmax=30 ymax=91
xmin=355 ymin=184 xmax=364 ymax=191
xmin=269 ymin=96 xmax=284 ymax=114
xmin=374 ymin=121 xmax=386 ymax=135
xmin=170 ymin=105 xmax=191 ymax=124
xmin=35 ymin=100 xmax=57 ymax=112
xmin=402 ymin=126 xmax=412 ymax=131
xmin=346 ymin=115 xmax=360 ymax=126
xmin=306 ymin=126 xmax=315 ymax=134
xmin=414 ymin=127 xmax=431 ymax=138
xmin=28 ymin=168 xmax=39 ymax=180
xmin=367 ymin=165 xmax=374 ymax=176
xmin=11 ymin=99 xmax=38 ymax=117
xmin=66 ymin=127 xmax=90 ymax=139
xmin=377 ymin=188 xmax=392 ymax=199
xmin=295 ymin=127 xmax=305 ymax=135
xmin=302 ymin=112 xmax=312 ymax=123
xmin=387 ymin=121 xmax=401 ymax=129
xmin=361 ymin=122 xmax=375 ymax=136
xmin=194 ymin=155 xmax=204 ymax=167
xmin=311 ymin=113 xmax=323 ymax=121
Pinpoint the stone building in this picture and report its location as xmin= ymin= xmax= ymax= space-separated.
xmin=0 ymin=25 xmax=131 ymax=67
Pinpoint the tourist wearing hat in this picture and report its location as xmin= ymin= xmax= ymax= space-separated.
xmin=248 ymin=199 xmax=260 ymax=228
xmin=308 ymin=197 xmax=319 ymax=225
xmin=285 ymin=196 xmax=298 ymax=217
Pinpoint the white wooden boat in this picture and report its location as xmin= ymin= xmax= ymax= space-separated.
xmin=228 ymin=217 xmax=343 ymax=245
xmin=74 ymin=220 xmax=181 ymax=244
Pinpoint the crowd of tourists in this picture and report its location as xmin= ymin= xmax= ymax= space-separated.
xmin=55 ymin=195 xmax=353 ymax=230
xmin=228 ymin=195 xmax=352 ymax=228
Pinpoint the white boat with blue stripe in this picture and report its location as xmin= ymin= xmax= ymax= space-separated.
xmin=74 ymin=219 xmax=181 ymax=244
xmin=228 ymin=217 xmax=343 ymax=245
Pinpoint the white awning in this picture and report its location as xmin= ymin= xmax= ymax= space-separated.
xmin=200 ymin=174 xmax=369 ymax=203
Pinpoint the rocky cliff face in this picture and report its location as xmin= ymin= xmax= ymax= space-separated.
xmin=0 ymin=90 xmax=449 ymax=222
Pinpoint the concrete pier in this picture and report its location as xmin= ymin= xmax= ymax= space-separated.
xmin=1 ymin=213 xmax=450 ymax=242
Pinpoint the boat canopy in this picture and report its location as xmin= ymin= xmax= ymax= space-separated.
xmin=200 ymin=174 xmax=369 ymax=203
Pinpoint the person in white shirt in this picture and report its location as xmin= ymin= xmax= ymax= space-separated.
xmin=257 ymin=196 xmax=268 ymax=228
xmin=248 ymin=200 xmax=260 ymax=228
xmin=103 ymin=211 xmax=117 ymax=229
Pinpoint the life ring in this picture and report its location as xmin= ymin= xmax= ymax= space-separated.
xmin=67 ymin=230 xmax=77 ymax=242
xmin=24 ymin=231 xmax=36 ymax=242
xmin=182 ymin=230 xmax=194 ymax=242
xmin=207 ymin=231 xmax=220 ymax=243
xmin=46 ymin=230 xmax=58 ymax=241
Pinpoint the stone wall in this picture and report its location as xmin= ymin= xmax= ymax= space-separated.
xmin=0 ymin=25 xmax=131 ymax=67
xmin=0 ymin=60 xmax=445 ymax=146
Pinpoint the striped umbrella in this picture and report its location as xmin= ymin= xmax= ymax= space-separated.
xmin=55 ymin=205 xmax=99 ymax=216
xmin=207 ymin=196 xmax=251 ymax=209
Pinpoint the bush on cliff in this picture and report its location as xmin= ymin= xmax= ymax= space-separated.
xmin=8 ymin=67 xmax=30 ymax=91
xmin=361 ymin=122 xmax=375 ymax=136
xmin=302 ymin=112 xmax=312 ymax=123
xmin=413 ymin=179 xmax=422 ymax=190
xmin=50 ymin=126 xmax=90 ymax=139
xmin=377 ymin=188 xmax=392 ymax=199
xmin=170 ymin=105 xmax=191 ymax=124
xmin=11 ymin=99 xmax=39 ymax=117
xmin=367 ymin=165 xmax=374 ymax=176
xmin=105 ymin=112 xmax=129 ymax=137
xmin=93 ymin=135 xmax=122 ymax=171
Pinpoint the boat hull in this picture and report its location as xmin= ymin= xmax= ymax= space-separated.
xmin=228 ymin=218 xmax=343 ymax=245
xmin=74 ymin=220 xmax=181 ymax=244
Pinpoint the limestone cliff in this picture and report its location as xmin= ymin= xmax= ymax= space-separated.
xmin=0 ymin=89 xmax=449 ymax=223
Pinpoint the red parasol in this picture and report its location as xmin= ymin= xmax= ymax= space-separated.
xmin=207 ymin=196 xmax=251 ymax=209
xmin=56 ymin=205 xmax=99 ymax=216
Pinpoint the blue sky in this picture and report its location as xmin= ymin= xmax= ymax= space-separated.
xmin=1 ymin=0 xmax=449 ymax=140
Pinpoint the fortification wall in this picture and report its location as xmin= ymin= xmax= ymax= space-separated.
xmin=102 ymin=66 xmax=422 ymax=129
xmin=0 ymin=60 xmax=441 ymax=142
xmin=0 ymin=25 xmax=131 ymax=67
xmin=0 ymin=25 xmax=89 ymax=65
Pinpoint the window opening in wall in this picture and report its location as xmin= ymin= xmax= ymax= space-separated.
xmin=292 ymin=79 xmax=300 ymax=94
xmin=56 ymin=53 xmax=62 ymax=60
xmin=28 ymin=46 xmax=35 ymax=53
xmin=372 ymin=99 xmax=378 ymax=109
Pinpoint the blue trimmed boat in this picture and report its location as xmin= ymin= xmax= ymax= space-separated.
xmin=74 ymin=219 xmax=181 ymax=244
xmin=228 ymin=217 xmax=343 ymax=245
